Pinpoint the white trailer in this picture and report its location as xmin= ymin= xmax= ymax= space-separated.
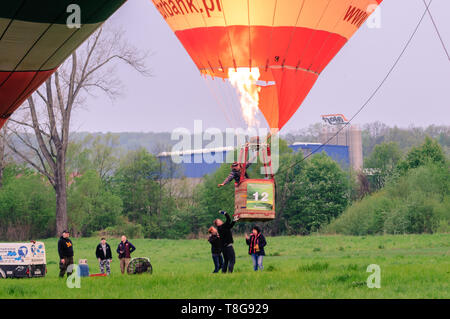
xmin=0 ymin=242 xmax=46 ymax=278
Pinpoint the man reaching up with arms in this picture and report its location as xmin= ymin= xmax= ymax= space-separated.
xmin=214 ymin=211 xmax=236 ymax=273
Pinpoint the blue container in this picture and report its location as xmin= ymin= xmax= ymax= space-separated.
xmin=78 ymin=264 xmax=90 ymax=277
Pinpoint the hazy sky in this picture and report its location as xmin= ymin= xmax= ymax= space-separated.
xmin=71 ymin=0 xmax=450 ymax=133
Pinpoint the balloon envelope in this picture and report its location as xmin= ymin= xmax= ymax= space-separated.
xmin=151 ymin=0 xmax=383 ymax=130
xmin=0 ymin=0 xmax=127 ymax=128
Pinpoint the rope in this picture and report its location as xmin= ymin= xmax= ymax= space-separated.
xmin=421 ymin=0 xmax=450 ymax=61
xmin=277 ymin=0 xmax=433 ymax=176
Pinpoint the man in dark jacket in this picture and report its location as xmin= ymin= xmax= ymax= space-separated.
xmin=218 ymin=162 xmax=251 ymax=187
xmin=117 ymin=235 xmax=136 ymax=274
xmin=96 ymin=238 xmax=112 ymax=275
xmin=214 ymin=211 xmax=236 ymax=273
xmin=58 ymin=230 xmax=74 ymax=278
xmin=245 ymin=226 xmax=267 ymax=271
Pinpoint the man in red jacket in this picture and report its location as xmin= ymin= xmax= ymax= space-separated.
xmin=116 ymin=235 xmax=136 ymax=274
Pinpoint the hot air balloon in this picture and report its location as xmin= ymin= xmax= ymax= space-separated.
xmin=151 ymin=0 xmax=383 ymax=222
xmin=150 ymin=0 xmax=383 ymax=131
xmin=152 ymin=0 xmax=382 ymax=221
xmin=0 ymin=0 xmax=127 ymax=129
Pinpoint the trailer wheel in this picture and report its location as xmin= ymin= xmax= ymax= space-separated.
xmin=127 ymin=257 xmax=152 ymax=275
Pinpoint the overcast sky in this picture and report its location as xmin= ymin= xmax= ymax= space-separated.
xmin=71 ymin=0 xmax=450 ymax=133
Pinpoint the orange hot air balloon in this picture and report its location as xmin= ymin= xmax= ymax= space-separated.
xmin=0 ymin=0 xmax=127 ymax=129
xmin=150 ymin=0 xmax=383 ymax=131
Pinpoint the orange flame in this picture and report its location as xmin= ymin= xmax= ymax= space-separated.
xmin=228 ymin=67 xmax=261 ymax=128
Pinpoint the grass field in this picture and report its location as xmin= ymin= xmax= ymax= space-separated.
xmin=0 ymin=234 xmax=449 ymax=299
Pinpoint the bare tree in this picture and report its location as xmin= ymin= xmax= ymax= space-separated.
xmin=5 ymin=26 xmax=150 ymax=235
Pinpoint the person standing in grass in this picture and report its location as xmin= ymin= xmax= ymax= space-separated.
xmin=58 ymin=230 xmax=74 ymax=278
xmin=245 ymin=226 xmax=267 ymax=271
xmin=208 ymin=227 xmax=223 ymax=273
xmin=214 ymin=210 xmax=236 ymax=273
xmin=117 ymin=235 xmax=136 ymax=274
xmin=96 ymin=237 xmax=112 ymax=275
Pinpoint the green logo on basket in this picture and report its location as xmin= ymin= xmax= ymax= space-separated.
xmin=246 ymin=183 xmax=274 ymax=211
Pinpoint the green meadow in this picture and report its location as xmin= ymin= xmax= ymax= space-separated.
xmin=1 ymin=234 xmax=449 ymax=299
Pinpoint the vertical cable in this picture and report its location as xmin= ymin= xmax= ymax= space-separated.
xmin=422 ymin=0 xmax=450 ymax=61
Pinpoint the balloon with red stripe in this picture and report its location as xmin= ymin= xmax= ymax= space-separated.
xmin=150 ymin=0 xmax=383 ymax=131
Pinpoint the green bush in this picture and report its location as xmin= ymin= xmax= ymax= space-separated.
xmin=383 ymin=207 xmax=409 ymax=234
xmin=68 ymin=170 xmax=122 ymax=236
xmin=325 ymin=163 xmax=449 ymax=235
xmin=102 ymin=216 xmax=144 ymax=239
xmin=0 ymin=171 xmax=55 ymax=240
xmin=324 ymin=192 xmax=396 ymax=235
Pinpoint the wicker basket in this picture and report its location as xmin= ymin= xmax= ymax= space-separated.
xmin=234 ymin=179 xmax=275 ymax=222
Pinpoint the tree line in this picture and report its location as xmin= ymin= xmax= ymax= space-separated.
xmin=0 ymin=132 xmax=447 ymax=240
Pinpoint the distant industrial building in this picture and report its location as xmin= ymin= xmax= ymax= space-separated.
xmin=157 ymin=129 xmax=362 ymax=179
xmin=319 ymin=124 xmax=363 ymax=171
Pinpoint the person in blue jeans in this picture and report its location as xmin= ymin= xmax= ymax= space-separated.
xmin=208 ymin=227 xmax=223 ymax=273
xmin=245 ymin=226 xmax=267 ymax=271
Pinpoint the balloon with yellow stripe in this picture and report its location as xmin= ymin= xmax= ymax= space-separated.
xmin=150 ymin=0 xmax=383 ymax=131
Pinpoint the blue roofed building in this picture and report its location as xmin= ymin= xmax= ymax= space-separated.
xmin=289 ymin=143 xmax=350 ymax=169
xmin=158 ymin=143 xmax=352 ymax=179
